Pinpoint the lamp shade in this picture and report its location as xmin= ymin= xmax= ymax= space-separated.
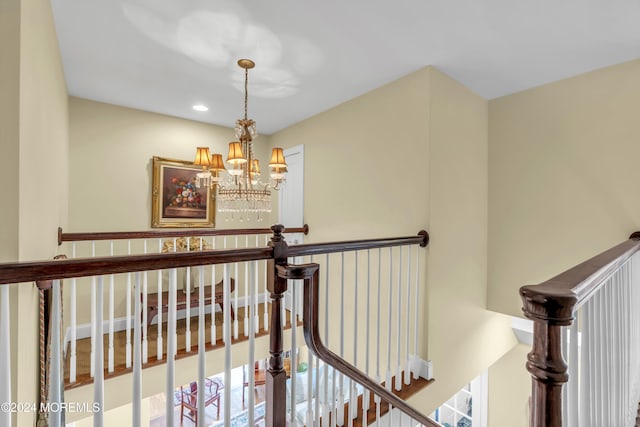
xmin=268 ymin=147 xmax=287 ymax=168
xmin=210 ymin=153 xmax=226 ymax=171
xmin=193 ymin=147 xmax=212 ymax=167
xmin=227 ymin=141 xmax=247 ymax=165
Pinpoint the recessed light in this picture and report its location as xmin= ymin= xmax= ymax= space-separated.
xmin=192 ymin=104 xmax=209 ymax=112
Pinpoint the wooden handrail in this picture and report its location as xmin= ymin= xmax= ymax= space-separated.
xmin=287 ymin=230 xmax=428 ymax=257
xmin=0 ymin=226 xmax=428 ymax=286
xmin=0 ymin=248 xmax=274 ymax=285
xmin=279 ymin=262 xmax=438 ymax=427
xmin=520 ymin=233 xmax=640 ymax=427
xmin=58 ymin=224 xmax=309 ymax=245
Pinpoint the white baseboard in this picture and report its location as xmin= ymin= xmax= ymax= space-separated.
xmin=63 ymin=292 xmax=268 ymax=353
xmin=512 ymin=316 xmax=534 ymax=346
xmin=409 ymin=354 xmax=433 ymax=380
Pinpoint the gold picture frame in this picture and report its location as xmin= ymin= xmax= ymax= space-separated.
xmin=151 ymin=156 xmax=215 ymax=228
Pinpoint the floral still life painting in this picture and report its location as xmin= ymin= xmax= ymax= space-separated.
xmin=151 ymin=156 xmax=215 ymax=228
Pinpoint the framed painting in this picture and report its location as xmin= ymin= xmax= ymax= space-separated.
xmin=151 ymin=156 xmax=215 ymax=228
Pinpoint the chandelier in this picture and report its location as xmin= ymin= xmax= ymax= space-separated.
xmin=193 ymin=59 xmax=287 ymax=221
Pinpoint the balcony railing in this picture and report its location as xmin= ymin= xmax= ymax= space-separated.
xmin=520 ymin=232 xmax=640 ymax=427
xmin=0 ymin=224 xmax=436 ymax=427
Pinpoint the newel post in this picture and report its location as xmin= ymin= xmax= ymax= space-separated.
xmin=265 ymin=224 xmax=288 ymax=427
xmin=520 ymin=286 xmax=577 ymax=427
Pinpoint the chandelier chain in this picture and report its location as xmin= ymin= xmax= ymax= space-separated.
xmin=244 ymin=67 xmax=249 ymax=121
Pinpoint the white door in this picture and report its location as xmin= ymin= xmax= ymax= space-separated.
xmin=278 ymin=145 xmax=304 ymax=316
xmin=278 ymin=145 xmax=304 ymax=245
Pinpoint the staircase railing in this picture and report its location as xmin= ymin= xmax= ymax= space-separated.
xmin=0 ymin=224 xmax=433 ymax=427
xmin=520 ymin=233 xmax=640 ymax=427
xmin=56 ymin=225 xmax=308 ymax=386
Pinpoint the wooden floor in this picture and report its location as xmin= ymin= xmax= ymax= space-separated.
xmin=64 ymin=303 xmax=298 ymax=388
xmin=62 ymin=302 xmax=435 ymax=426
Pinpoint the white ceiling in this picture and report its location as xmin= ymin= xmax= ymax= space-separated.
xmin=51 ymin=0 xmax=640 ymax=134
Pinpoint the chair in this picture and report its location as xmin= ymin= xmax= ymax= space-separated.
xmin=179 ymin=377 xmax=222 ymax=424
xmin=243 ymin=361 xmax=267 ymax=407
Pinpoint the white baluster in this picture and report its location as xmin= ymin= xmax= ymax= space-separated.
xmin=172 ymin=239 xmax=177 ymax=357
xmin=90 ymin=242 xmax=96 ymax=377
xmin=223 ymin=263 xmax=232 ymax=427
xmin=142 ymin=240 xmax=149 ymax=362
xmin=567 ymin=320 xmax=579 ymax=427
xmin=364 ymin=250 xmax=371 ymax=415
xmin=165 ymin=268 xmax=177 ymax=427
xmin=337 ymin=252 xmax=345 ymax=425
xmin=244 ymin=235 xmax=249 ymax=337
xmin=376 ymin=248 xmax=382 ymax=384
xmin=310 ymin=254 xmax=320 ymax=426
xmin=297 ymin=255 xmax=303 ymax=324
xmin=156 ymin=239 xmax=163 ymax=361
xmin=132 ymin=273 xmax=142 ymax=427
xmin=290 ymin=277 xmax=298 ymax=427
xmin=613 ymin=269 xmax=622 ymax=426
xmin=197 ymin=264 xmax=206 ymax=424
xmin=597 ymin=284 xmax=605 ymax=427
xmin=0 ymin=285 xmax=10 ymax=427
xmin=264 ymin=235 xmax=270 ymax=331
xmin=254 ymin=236 xmax=260 ymax=334
xmin=623 ymin=264 xmax=632 ymax=425
xmin=223 ymin=236 xmax=228 ymax=342
xmin=386 ymin=247 xmax=393 ymax=392
xmin=234 ymin=236 xmax=239 ymax=339
xmin=333 ymin=363 xmax=338 ymax=427
xmin=324 ymin=254 xmax=332 ymax=425
xmin=395 ymin=246 xmax=403 ymax=391
xmin=49 ymin=280 xmax=63 ymax=427
xmin=211 ymin=236 xmax=216 ymax=345
xmin=93 ymin=276 xmax=105 ymax=427
xmin=185 ymin=238 xmax=191 ymax=353
xmin=126 ymin=241 xmax=132 ymax=368
xmin=248 ymin=261 xmax=256 ymax=425
xmin=604 ymin=280 xmax=612 ymax=424
xmin=561 ymin=326 xmax=568 ymax=424
xmin=307 ymin=351 xmax=314 ymax=427
xmin=580 ymin=298 xmax=592 ymax=425
xmin=413 ymin=247 xmax=420 ymax=380
xmin=404 ymin=246 xmax=411 ymax=386
xmin=70 ymin=242 xmax=78 ymax=382
xmin=351 ymin=251 xmax=359 ymax=423
xmin=625 ymin=261 xmax=633 ymax=424
xmin=108 ymin=241 xmax=115 ymax=373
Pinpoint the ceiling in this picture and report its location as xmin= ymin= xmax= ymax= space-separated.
xmin=51 ymin=0 xmax=640 ymax=134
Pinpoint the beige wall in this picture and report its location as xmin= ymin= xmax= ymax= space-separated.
xmin=0 ymin=0 xmax=20 ymax=263
xmin=270 ymin=67 xmax=431 ymax=241
xmin=419 ymin=68 xmax=515 ymax=411
xmin=488 ymin=58 xmax=640 ymax=317
xmin=0 ymin=0 xmax=69 ymax=425
xmin=68 ymin=97 xmax=272 ymax=232
xmin=488 ymin=344 xmax=530 ymax=427
xmin=271 ymin=66 xmax=516 ymax=414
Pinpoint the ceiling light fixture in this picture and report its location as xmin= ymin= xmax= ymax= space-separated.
xmin=192 ymin=104 xmax=209 ymax=112
xmin=193 ymin=59 xmax=287 ymax=221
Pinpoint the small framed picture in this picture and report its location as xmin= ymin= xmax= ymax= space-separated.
xmin=151 ymin=156 xmax=215 ymax=228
